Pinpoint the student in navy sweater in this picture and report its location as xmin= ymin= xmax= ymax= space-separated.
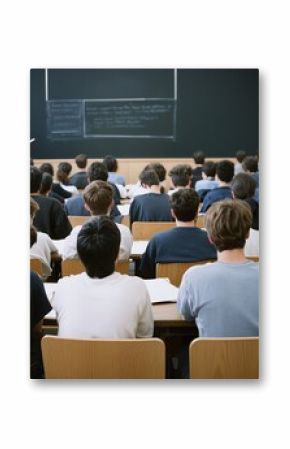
xmin=69 ymin=154 xmax=89 ymax=190
xmin=200 ymin=160 xmax=234 ymax=212
xmin=129 ymin=169 xmax=173 ymax=225
xmin=140 ymin=189 xmax=217 ymax=278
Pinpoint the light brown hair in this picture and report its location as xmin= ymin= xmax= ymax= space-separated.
xmin=83 ymin=180 xmax=113 ymax=216
xmin=205 ymin=199 xmax=252 ymax=252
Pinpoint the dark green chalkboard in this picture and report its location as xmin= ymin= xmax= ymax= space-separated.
xmin=30 ymin=69 xmax=258 ymax=159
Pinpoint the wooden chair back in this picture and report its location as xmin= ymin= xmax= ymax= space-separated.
xmin=196 ymin=214 xmax=205 ymax=228
xmin=30 ymin=258 xmax=43 ymax=277
xmin=68 ymin=215 xmax=88 ymax=228
xmin=132 ymin=221 xmax=175 ymax=240
xmin=156 ymin=260 xmax=214 ymax=287
xmin=41 ymin=336 xmax=166 ymax=379
xmin=247 ymin=256 xmax=259 ymax=262
xmin=189 ymin=337 xmax=259 ymax=379
xmin=121 ymin=215 xmax=130 ymax=228
xmin=61 ymin=258 xmax=129 ymax=276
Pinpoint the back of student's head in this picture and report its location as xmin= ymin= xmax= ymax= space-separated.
xmin=83 ymin=181 xmax=113 ymax=215
xmin=39 ymin=173 xmax=53 ymax=195
xmin=30 ymin=197 xmax=39 ymax=220
xmin=88 ymin=162 xmax=108 ymax=183
xmin=139 ymin=169 xmax=160 ymax=187
xmin=236 ymin=150 xmax=246 ymax=163
xmin=169 ymin=165 xmax=191 ymax=187
xmin=57 ymin=162 xmax=72 ymax=184
xmin=242 ymin=156 xmax=258 ymax=173
xmin=75 ymin=154 xmax=87 ymax=169
xmin=30 ymin=167 xmax=42 ymax=193
xmin=193 ymin=151 xmax=205 ymax=165
xmin=102 ymin=155 xmax=118 ymax=173
xmin=77 ymin=216 xmax=121 ymax=278
xmin=39 ymin=162 xmax=54 ymax=177
xmin=232 ymin=173 xmax=256 ymax=200
xmin=205 ymin=199 xmax=252 ymax=252
xmin=144 ymin=163 xmax=167 ymax=182
xmin=216 ymin=160 xmax=234 ymax=183
xmin=170 ymin=189 xmax=199 ymax=222
xmin=202 ymin=161 xmax=216 ymax=178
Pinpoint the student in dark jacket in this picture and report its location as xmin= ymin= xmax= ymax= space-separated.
xmin=191 ymin=151 xmax=205 ymax=188
xmin=129 ymin=169 xmax=173 ymax=225
xmin=39 ymin=162 xmax=68 ymax=203
xmin=231 ymin=172 xmax=259 ymax=230
xmin=64 ymin=162 xmax=121 ymax=222
xmin=69 ymin=154 xmax=89 ymax=190
xmin=201 ymin=160 xmax=234 ymax=212
xmin=140 ymin=189 xmax=217 ymax=278
xmin=31 ymin=167 xmax=72 ymax=240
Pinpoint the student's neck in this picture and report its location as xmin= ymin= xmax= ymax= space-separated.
xmin=176 ymin=219 xmax=195 ymax=227
xmin=218 ymin=249 xmax=247 ymax=263
xmin=218 ymin=181 xmax=231 ymax=188
xmin=149 ymin=185 xmax=160 ymax=194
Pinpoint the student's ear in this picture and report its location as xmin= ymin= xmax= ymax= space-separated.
xmin=171 ymin=209 xmax=176 ymax=220
xmin=84 ymin=203 xmax=92 ymax=214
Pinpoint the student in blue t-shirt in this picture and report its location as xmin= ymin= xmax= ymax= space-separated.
xmin=129 ymin=169 xmax=173 ymax=226
xmin=200 ymin=160 xmax=234 ymax=212
xmin=140 ymin=188 xmax=217 ymax=278
xmin=177 ymin=199 xmax=259 ymax=337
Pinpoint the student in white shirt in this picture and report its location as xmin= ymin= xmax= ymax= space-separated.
xmin=51 ymin=216 xmax=153 ymax=338
xmin=30 ymin=198 xmax=61 ymax=279
xmin=168 ymin=164 xmax=192 ymax=196
xmin=63 ymin=180 xmax=133 ymax=260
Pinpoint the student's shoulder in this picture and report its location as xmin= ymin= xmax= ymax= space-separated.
xmin=184 ymin=261 xmax=218 ymax=281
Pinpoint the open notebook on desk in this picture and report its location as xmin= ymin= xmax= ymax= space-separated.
xmin=44 ymin=278 xmax=178 ymax=320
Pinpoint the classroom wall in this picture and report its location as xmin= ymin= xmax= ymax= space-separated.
xmin=31 ymin=69 xmax=258 ymax=160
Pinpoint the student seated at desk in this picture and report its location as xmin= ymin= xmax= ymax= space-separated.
xmin=195 ymin=161 xmax=218 ymax=201
xmin=30 ymin=225 xmax=52 ymax=378
xmin=63 ymin=180 xmax=132 ymax=260
xmin=55 ymin=162 xmax=78 ymax=197
xmin=140 ymin=189 xmax=216 ymax=279
xmin=200 ymin=160 xmax=234 ymax=212
xmin=69 ymin=153 xmax=89 ymax=190
xmin=177 ymin=199 xmax=259 ymax=337
xmin=39 ymin=163 xmax=66 ymax=204
xmin=129 ymin=169 xmax=173 ymax=225
xmin=30 ymin=198 xmax=62 ymax=279
xmin=51 ymin=217 xmax=153 ymax=338
xmin=31 ymin=167 xmax=72 ymax=240
xmin=64 ymin=162 xmax=121 ymax=222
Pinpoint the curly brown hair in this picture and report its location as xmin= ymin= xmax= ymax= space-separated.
xmin=205 ymin=199 xmax=252 ymax=252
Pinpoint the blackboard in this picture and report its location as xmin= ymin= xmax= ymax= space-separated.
xmin=30 ymin=69 xmax=259 ymax=159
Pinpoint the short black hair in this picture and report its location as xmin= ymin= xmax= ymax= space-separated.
xmin=193 ymin=151 xmax=205 ymax=164
xmin=169 ymin=165 xmax=191 ymax=187
xmin=30 ymin=167 xmax=43 ymax=193
xmin=30 ymin=225 xmax=37 ymax=248
xmin=39 ymin=173 xmax=53 ymax=195
xmin=202 ymin=161 xmax=216 ymax=178
xmin=144 ymin=163 xmax=167 ymax=182
xmin=103 ymin=155 xmax=118 ymax=172
xmin=75 ymin=154 xmax=87 ymax=169
xmin=242 ymin=156 xmax=258 ymax=173
xmin=139 ymin=169 xmax=159 ymax=187
xmin=232 ymin=173 xmax=256 ymax=199
xmin=77 ymin=216 xmax=121 ymax=278
xmin=216 ymin=160 xmax=234 ymax=183
xmin=88 ymin=162 xmax=108 ymax=182
xmin=39 ymin=162 xmax=54 ymax=176
xmin=236 ymin=150 xmax=246 ymax=163
xmin=170 ymin=189 xmax=200 ymax=222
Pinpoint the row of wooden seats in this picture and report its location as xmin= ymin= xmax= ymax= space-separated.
xmin=31 ymin=257 xmax=259 ymax=286
xmin=68 ymin=216 xmax=206 ymax=238
xmin=41 ymin=336 xmax=259 ymax=379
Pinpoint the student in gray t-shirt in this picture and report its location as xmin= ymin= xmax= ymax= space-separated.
xmin=177 ymin=199 xmax=259 ymax=337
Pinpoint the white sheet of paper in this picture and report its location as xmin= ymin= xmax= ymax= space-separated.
xmin=131 ymin=240 xmax=148 ymax=256
xmin=52 ymin=239 xmax=65 ymax=256
xmin=117 ymin=204 xmax=130 ymax=216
